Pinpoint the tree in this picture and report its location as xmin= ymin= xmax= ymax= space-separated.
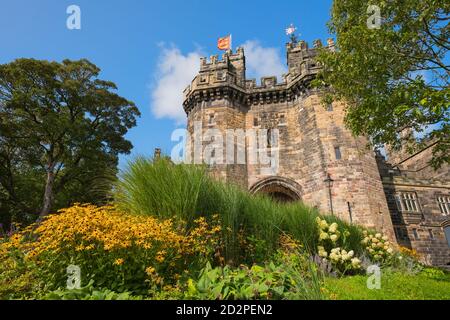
xmin=316 ymin=0 xmax=449 ymax=168
xmin=0 ymin=59 xmax=140 ymax=221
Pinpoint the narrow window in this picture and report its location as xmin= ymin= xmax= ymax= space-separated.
xmin=400 ymin=228 xmax=408 ymax=239
xmin=394 ymin=227 xmax=399 ymax=239
xmin=253 ymin=116 xmax=259 ymax=127
xmin=334 ymin=146 xmax=342 ymax=160
xmin=394 ymin=194 xmax=403 ymax=212
xmin=412 ymin=228 xmax=419 ymax=240
xmin=428 ymin=229 xmax=434 ymax=240
xmin=395 ymin=227 xmax=407 ymax=240
xmin=208 ymin=113 xmax=215 ymax=125
xmin=437 ymin=195 xmax=450 ymax=215
xmin=267 ymin=128 xmax=272 ymax=148
xmin=279 ymin=114 xmax=286 ymax=125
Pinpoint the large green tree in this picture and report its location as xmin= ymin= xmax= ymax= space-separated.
xmin=0 ymin=59 xmax=140 ymax=224
xmin=316 ymin=0 xmax=449 ymax=168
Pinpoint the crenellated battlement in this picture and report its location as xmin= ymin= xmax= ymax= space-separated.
xmin=244 ymin=76 xmax=290 ymax=92
xmin=199 ymin=47 xmax=245 ymax=71
xmin=183 ymin=38 xmax=335 ymax=113
xmin=285 ymin=38 xmax=335 ymax=52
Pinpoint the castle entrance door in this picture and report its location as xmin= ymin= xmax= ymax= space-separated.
xmin=249 ymin=177 xmax=302 ymax=203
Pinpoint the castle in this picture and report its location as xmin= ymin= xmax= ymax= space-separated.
xmin=182 ymin=38 xmax=450 ymax=268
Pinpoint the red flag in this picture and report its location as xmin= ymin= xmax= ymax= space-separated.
xmin=217 ymin=35 xmax=231 ymax=50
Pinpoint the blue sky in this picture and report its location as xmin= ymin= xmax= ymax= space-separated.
xmin=0 ymin=0 xmax=334 ymax=168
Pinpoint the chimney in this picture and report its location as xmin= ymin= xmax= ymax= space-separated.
xmin=154 ymin=148 xmax=161 ymax=159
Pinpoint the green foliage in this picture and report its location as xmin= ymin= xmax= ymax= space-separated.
xmin=316 ymin=0 xmax=449 ymax=168
xmin=0 ymin=58 xmax=140 ymax=226
xmin=185 ymin=252 xmax=324 ymax=300
xmin=420 ymin=266 xmax=448 ymax=281
xmin=324 ymin=270 xmax=450 ymax=300
xmin=115 ymin=157 xmax=366 ymax=264
xmin=44 ymin=281 xmax=141 ymax=300
xmin=0 ymin=247 xmax=43 ymax=300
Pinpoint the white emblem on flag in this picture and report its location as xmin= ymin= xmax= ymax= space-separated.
xmin=285 ymin=24 xmax=296 ymax=35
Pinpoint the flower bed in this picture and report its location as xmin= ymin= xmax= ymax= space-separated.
xmin=0 ymin=204 xmax=221 ymax=296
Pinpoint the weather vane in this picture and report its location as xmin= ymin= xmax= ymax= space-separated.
xmin=285 ymin=23 xmax=299 ymax=44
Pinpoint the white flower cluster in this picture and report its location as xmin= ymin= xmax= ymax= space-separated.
xmin=361 ymin=230 xmax=394 ymax=261
xmin=316 ymin=218 xmax=342 ymax=243
xmin=316 ymin=217 xmax=361 ymax=272
xmin=334 ymin=248 xmax=360 ymax=268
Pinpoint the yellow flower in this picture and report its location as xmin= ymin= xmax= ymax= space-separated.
xmin=318 ymin=246 xmax=328 ymax=258
xmin=319 ymin=232 xmax=329 ymax=240
xmin=319 ymin=219 xmax=329 ymax=230
xmin=330 ymin=234 xmax=339 ymax=242
xmin=328 ymin=223 xmax=338 ymax=233
xmin=145 ymin=266 xmax=156 ymax=275
xmin=114 ymin=258 xmax=124 ymax=266
xmin=351 ymin=257 xmax=361 ymax=268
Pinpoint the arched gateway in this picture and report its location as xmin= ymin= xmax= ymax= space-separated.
xmin=249 ymin=177 xmax=302 ymax=203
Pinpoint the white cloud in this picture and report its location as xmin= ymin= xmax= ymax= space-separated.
xmin=242 ymin=40 xmax=287 ymax=83
xmin=151 ymin=45 xmax=202 ymax=124
xmin=150 ymin=41 xmax=286 ymax=123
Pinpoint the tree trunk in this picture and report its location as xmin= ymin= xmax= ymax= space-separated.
xmin=39 ymin=165 xmax=55 ymax=220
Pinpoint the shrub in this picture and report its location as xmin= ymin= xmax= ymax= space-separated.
xmin=315 ymin=218 xmax=362 ymax=274
xmin=0 ymin=204 xmax=222 ymax=295
xmin=360 ymin=230 xmax=394 ymax=262
xmin=0 ymin=246 xmax=43 ymax=299
xmin=398 ymin=246 xmax=420 ymax=260
xmin=185 ymin=252 xmax=324 ymax=300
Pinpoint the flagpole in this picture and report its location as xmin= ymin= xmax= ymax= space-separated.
xmin=230 ymin=34 xmax=232 ymax=51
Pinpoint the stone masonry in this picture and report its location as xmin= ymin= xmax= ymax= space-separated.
xmin=182 ymin=38 xmax=450 ymax=268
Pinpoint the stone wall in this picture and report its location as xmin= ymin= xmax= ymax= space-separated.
xmin=381 ymin=175 xmax=450 ymax=266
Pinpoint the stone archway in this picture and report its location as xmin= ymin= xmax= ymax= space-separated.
xmin=249 ymin=176 xmax=302 ymax=203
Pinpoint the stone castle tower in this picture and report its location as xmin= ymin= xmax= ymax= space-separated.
xmin=182 ymin=38 xmax=395 ymax=238
xmin=182 ymin=37 xmax=450 ymax=267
